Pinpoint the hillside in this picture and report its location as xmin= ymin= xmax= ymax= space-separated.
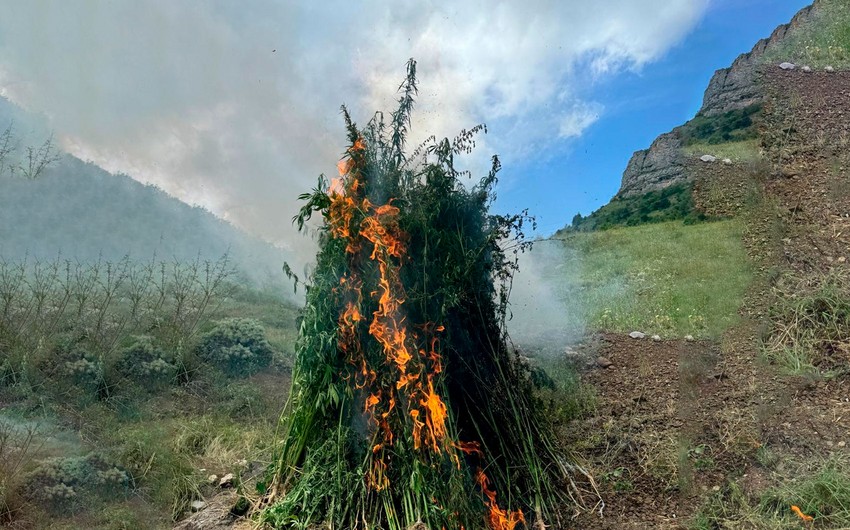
xmin=0 ymin=96 xmax=292 ymax=287
xmin=564 ymin=0 xmax=847 ymax=233
xmin=542 ymin=1 xmax=850 ymax=528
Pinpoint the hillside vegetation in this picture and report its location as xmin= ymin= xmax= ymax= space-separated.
xmin=553 ymin=220 xmax=752 ymax=338
xmin=562 ymin=183 xmax=708 ymax=233
xmin=761 ymin=0 xmax=850 ymax=68
xmin=0 ymin=257 xmax=299 ymax=528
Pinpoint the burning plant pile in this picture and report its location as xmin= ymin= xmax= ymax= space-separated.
xmin=260 ymin=61 xmax=594 ymax=529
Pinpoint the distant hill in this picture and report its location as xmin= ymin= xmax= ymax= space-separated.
xmin=0 ymin=97 xmax=292 ymax=288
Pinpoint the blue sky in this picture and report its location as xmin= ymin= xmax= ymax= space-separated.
xmin=0 ymin=0 xmax=814 ymax=258
xmin=499 ymin=0 xmax=811 ymax=234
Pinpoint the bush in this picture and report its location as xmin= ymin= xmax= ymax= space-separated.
xmin=197 ymin=318 xmax=273 ymax=377
xmin=22 ymin=453 xmax=129 ymax=513
xmin=678 ymin=104 xmax=761 ymax=146
xmin=51 ymin=336 xmax=103 ymax=391
xmin=116 ymin=336 xmax=177 ymax=386
xmin=561 ymin=183 xmax=709 ymax=233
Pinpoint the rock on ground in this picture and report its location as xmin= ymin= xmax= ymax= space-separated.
xmin=173 ymin=491 xmax=251 ymax=530
xmin=628 ymin=331 xmax=646 ymax=339
xmin=700 ymin=155 xmax=717 ymax=163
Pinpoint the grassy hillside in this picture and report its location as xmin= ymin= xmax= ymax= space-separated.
xmin=553 ymin=220 xmax=752 ymax=338
xmin=561 ymin=183 xmax=708 ymax=233
xmin=761 ymin=0 xmax=850 ymax=68
xmin=0 ymin=257 xmax=299 ymax=529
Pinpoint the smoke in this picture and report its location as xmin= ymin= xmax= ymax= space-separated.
xmin=0 ymin=0 xmax=709 ymax=268
xmin=506 ymin=239 xmax=584 ymax=356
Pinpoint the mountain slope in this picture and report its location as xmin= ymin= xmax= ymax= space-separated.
xmin=0 ymin=97 xmax=292 ymax=286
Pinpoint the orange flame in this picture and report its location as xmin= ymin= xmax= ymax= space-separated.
xmin=327 ymin=137 xmax=525 ymax=530
xmin=476 ymin=470 xmax=525 ymax=530
xmin=791 ymin=505 xmax=814 ymax=523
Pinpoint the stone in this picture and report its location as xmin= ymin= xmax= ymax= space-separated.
xmin=651 ymin=335 xmax=662 ymax=342
xmin=722 ymin=158 xmax=733 ymax=165
xmin=629 ymin=331 xmax=646 ymax=339
xmin=826 ymin=66 xmax=835 ymax=73
xmin=173 ymin=491 xmax=246 ymax=530
xmin=700 ymin=155 xmax=717 ymax=163
xmin=779 ymin=62 xmax=796 ymax=70
xmin=207 ymin=474 xmax=218 ymax=485
xmin=685 ymin=335 xmax=695 ymax=342
xmin=190 ymin=500 xmax=206 ymax=512
xmin=801 ymin=65 xmax=812 ymax=72
xmin=618 ymin=132 xmax=685 ymax=197
xmin=596 ymin=357 xmax=613 ymax=369
xmin=218 ymin=473 xmax=234 ymax=489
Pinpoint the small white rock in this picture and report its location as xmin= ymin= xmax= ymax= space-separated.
xmin=722 ymin=158 xmax=733 ymax=165
xmin=826 ymin=66 xmax=836 ymax=73
xmin=207 ymin=474 xmax=218 ymax=485
xmin=219 ymin=473 xmax=234 ymax=488
xmin=651 ymin=335 xmax=662 ymax=342
xmin=801 ymin=65 xmax=812 ymax=73
xmin=779 ymin=62 xmax=796 ymax=70
xmin=190 ymin=500 xmax=206 ymax=512
xmin=685 ymin=335 xmax=695 ymax=342
xmin=629 ymin=331 xmax=646 ymax=339
xmin=700 ymin=155 xmax=717 ymax=163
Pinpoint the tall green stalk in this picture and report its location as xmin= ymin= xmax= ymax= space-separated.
xmin=260 ymin=60 xmax=590 ymax=530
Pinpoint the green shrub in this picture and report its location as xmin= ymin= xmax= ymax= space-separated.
xmin=51 ymin=336 xmax=103 ymax=391
xmin=678 ymin=104 xmax=761 ymax=146
xmin=197 ymin=318 xmax=273 ymax=377
xmin=23 ymin=453 xmax=129 ymax=513
xmin=561 ymin=183 xmax=709 ymax=233
xmin=116 ymin=336 xmax=177 ymax=386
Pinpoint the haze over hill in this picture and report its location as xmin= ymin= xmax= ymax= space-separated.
xmin=0 ymin=96 xmax=294 ymax=288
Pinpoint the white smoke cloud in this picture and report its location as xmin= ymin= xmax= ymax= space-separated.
xmin=0 ymin=0 xmax=708 ymax=265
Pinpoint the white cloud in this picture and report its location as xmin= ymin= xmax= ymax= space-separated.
xmin=559 ymin=102 xmax=604 ymax=139
xmin=0 ymin=0 xmax=708 ymax=264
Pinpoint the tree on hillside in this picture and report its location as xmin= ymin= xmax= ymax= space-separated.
xmin=0 ymin=121 xmax=61 ymax=180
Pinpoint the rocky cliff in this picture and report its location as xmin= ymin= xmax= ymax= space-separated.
xmin=701 ymin=1 xmax=819 ymax=117
xmin=616 ymin=1 xmax=821 ymax=198
xmin=616 ymin=131 xmax=685 ymax=197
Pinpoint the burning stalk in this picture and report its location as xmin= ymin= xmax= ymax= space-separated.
xmin=260 ymin=60 xmax=595 ymax=530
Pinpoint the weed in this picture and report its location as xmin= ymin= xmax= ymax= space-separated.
xmin=692 ymin=458 xmax=850 ymax=529
xmin=765 ymin=270 xmax=850 ymax=375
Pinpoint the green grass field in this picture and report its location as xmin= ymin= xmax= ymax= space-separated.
xmin=551 ymin=220 xmax=753 ymax=338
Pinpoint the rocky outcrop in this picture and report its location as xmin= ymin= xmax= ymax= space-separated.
xmin=617 ymin=131 xmax=685 ymax=197
xmin=616 ymin=1 xmax=821 ymax=198
xmin=701 ymin=1 xmax=820 ymax=117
